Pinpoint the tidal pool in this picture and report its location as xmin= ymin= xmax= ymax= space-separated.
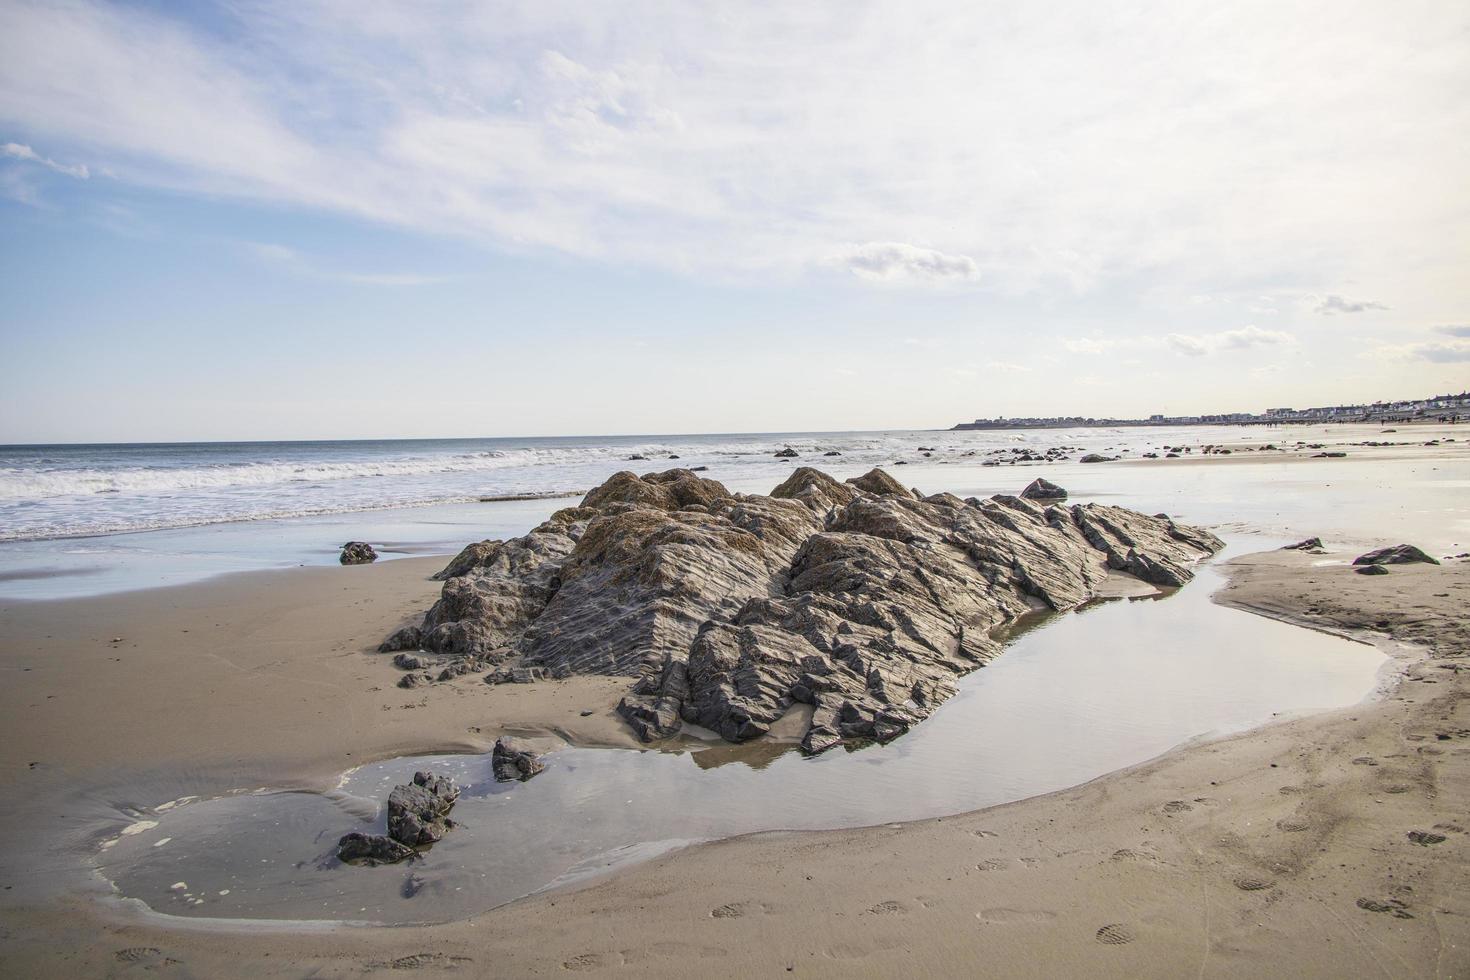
xmin=96 ymin=556 xmax=1386 ymax=925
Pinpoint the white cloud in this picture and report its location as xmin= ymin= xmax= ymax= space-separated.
xmin=1215 ymin=325 xmax=1294 ymax=350
xmin=840 ymin=242 xmax=978 ymax=284
xmin=1314 ymin=294 xmax=1388 ymax=315
xmin=1367 ymin=338 xmax=1470 ymax=363
xmin=1073 ymin=325 xmax=1293 ymax=358
xmin=1165 ymin=334 xmax=1210 ymax=357
xmin=1434 ymin=324 xmax=1470 ymax=338
xmin=984 ymin=361 xmax=1031 ymax=373
xmin=2 ymin=141 xmax=89 ymax=178
xmin=0 ymin=0 xmax=1463 ymax=299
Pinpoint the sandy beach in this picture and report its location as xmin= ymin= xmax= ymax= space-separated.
xmin=1 ymin=434 xmax=1467 ymax=978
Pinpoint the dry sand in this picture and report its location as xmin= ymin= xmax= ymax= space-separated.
xmin=2 ymin=463 xmax=1468 ymax=976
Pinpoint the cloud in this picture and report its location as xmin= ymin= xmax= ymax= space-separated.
xmin=1434 ymin=324 xmax=1470 ymax=338
xmin=984 ymin=360 xmax=1031 ymax=373
xmin=1215 ymin=325 xmax=1294 ymax=350
xmin=1072 ymin=325 xmax=1293 ymax=359
xmin=1367 ymin=338 xmax=1470 ymax=363
xmin=1 ymin=0 xmax=1463 ymax=295
xmin=1314 ymin=294 xmax=1388 ymax=315
xmin=2 ymin=141 xmax=89 ymax=178
xmin=1165 ymin=334 xmax=1209 ymax=357
xmin=840 ymin=243 xmax=978 ymax=284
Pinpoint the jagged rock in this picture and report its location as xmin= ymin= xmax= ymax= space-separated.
xmin=337 ymin=832 xmax=414 ymax=865
xmin=823 ymin=450 xmax=842 ymax=456
xmin=492 ymin=737 xmax=545 ymax=781
xmin=1078 ymin=454 xmax=1116 ymax=464
xmin=845 ymin=467 xmax=913 ymax=497
xmin=1283 ymin=537 xmax=1323 ymax=551
xmin=1356 ymin=564 xmax=1391 ymax=576
xmin=433 ymin=540 xmax=503 ymax=581
xmin=387 ymin=467 xmax=1222 ymax=753
xmin=398 ymin=672 xmax=432 ymax=689
xmin=340 ymin=541 xmax=378 ymax=565
xmin=381 ymin=628 xmax=424 ymax=654
xmin=1353 ymin=544 xmax=1439 ymax=566
xmin=387 ymin=771 xmax=459 ymax=846
xmin=1020 ymin=478 xmax=1067 ymax=501
xmin=392 ymin=652 xmax=429 ymax=670
xmin=774 ymin=447 xmax=800 ymax=458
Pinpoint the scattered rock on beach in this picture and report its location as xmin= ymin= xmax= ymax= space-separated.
xmin=387 ymin=771 xmax=460 ymax=846
xmin=1020 ymin=478 xmax=1068 ymax=502
xmin=1356 ymin=565 xmax=1391 ymax=576
xmin=390 ymin=466 xmax=1222 ymax=754
xmin=492 ymin=737 xmax=545 ymax=782
xmin=1283 ymin=537 xmax=1323 ymax=551
xmin=1354 ymin=544 xmax=1439 ymax=566
xmin=340 ymin=541 xmax=377 ymax=565
xmin=337 ymin=832 xmax=414 ymax=866
xmin=392 ymin=651 xmax=429 ymax=670
xmin=1079 ymin=454 xmax=1117 ymax=464
xmin=774 ymin=447 xmax=800 ymax=458
xmin=381 ymin=628 xmax=424 ymax=654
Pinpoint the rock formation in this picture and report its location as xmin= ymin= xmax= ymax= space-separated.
xmin=1353 ymin=544 xmax=1439 ymax=566
xmin=1020 ymin=478 xmax=1067 ymax=501
xmin=340 ymin=541 xmax=378 ymax=565
xmin=337 ymin=770 xmax=460 ymax=866
xmin=492 ymin=737 xmax=545 ymax=782
xmin=384 ymin=467 xmax=1222 ymax=754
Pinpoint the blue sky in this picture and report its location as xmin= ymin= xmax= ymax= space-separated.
xmin=1 ymin=0 xmax=1467 ymax=442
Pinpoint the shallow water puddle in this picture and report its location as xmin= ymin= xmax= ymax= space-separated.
xmin=96 ymin=557 xmax=1385 ymax=924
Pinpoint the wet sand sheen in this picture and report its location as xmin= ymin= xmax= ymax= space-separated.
xmin=95 ymin=556 xmax=1385 ymax=925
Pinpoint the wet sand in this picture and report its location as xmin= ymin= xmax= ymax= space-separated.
xmin=1 ymin=438 xmax=1468 ymax=977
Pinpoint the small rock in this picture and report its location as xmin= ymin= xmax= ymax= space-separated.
xmin=387 ymin=771 xmax=460 ymax=845
xmin=380 ymin=626 xmax=424 ymax=653
xmin=340 ymin=541 xmax=378 ymax=565
xmin=337 ymin=832 xmax=414 ymax=865
xmin=1356 ymin=565 xmax=1390 ymax=576
xmin=774 ymin=448 xmax=800 ymax=458
xmin=1079 ymin=453 xmax=1117 ymax=464
xmin=1353 ymin=544 xmax=1439 ymax=566
xmin=492 ymin=737 xmax=546 ymax=782
xmin=1020 ymin=478 xmax=1067 ymax=502
xmin=1282 ymin=537 xmax=1323 ymax=551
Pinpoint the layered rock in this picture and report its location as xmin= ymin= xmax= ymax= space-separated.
xmin=386 ymin=467 xmax=1222 ymax=753
xmin=340 ymin=541 xmax=377 ymax=565
xmin=337 ymin=770 xmax=460 ymax=866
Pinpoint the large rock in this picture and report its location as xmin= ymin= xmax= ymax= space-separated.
xmin=1353 ymin=544 xmax=1439 ymax=566
xmin=386 ymin=771 xmax=460 ymax=846
xmin=387 ymin=467 xmax=1222 ymax=753
xmin=340 ymin=541 xmax=378 ymax=565
xmin=433 ymin=540 xmax=503 ymax=581
xmin=1020 ymin=478 xmax=1067 ymax=501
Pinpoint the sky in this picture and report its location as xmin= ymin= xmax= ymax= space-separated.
xmin=1 ymin=0 xmax=1468 ymax=443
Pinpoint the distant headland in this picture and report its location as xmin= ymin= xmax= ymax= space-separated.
xmin=952 ymin=390 xmax=1470 ymax=430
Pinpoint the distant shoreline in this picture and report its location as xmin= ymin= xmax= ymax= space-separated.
xmin=953 ymin=414 xmax=1466 ymax=431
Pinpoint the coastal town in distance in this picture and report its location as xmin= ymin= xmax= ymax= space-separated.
xmin=953 ymin=389 xmax=1470 ymax=430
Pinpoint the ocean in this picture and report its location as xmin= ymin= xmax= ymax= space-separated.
xmin=1 ymin=424 xmax=1463 ymax=600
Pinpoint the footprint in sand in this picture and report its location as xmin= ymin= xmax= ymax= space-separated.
xmin=1407 ymin=830 xmax=1447 ymax=846
xmin=976 ymin=858 xmax=1009 ymax=871
xmin=710 ymin=902 xmax=746 ymax=919
xmin=1357 ymin=897 xmax=1414 ymax=919
xmin=1095 ymin=923 xmax=1136 ymax=945
xmin=866 ymin=900 xmax=907 ymax=915
xmin=1233 ymin=875 xmax=1275 ymax=891
xmin=1161 ymin=800 xmax=1193 ymax=814
xmin=1276 ymin=818 xmax=1311 ymax=832
xmin=114 ymin=948 xmax=164 ymax=963
xmin=563 ymin=953 xmax=617 ymax=972
xmin=1432 ymin=822 xmax=1465 ymax=833
xmin=388 ymin=953 xmax=473 ymax=969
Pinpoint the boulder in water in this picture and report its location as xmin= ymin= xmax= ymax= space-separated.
xmin=491 ymin=737 xmax=545 ymax=781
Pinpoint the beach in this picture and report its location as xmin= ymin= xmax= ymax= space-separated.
xmin=1 ymin=425 xmax=1467 ymax=977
